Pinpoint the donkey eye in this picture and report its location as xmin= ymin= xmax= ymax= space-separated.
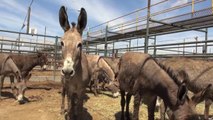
xmin=61 ymin=41 xmax=64 ymax=46
xmin=77 ymin=43 xmax=82 ymax=48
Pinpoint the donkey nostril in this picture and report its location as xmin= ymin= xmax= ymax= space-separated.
xmin=62 ymin=70 xmax=65 ymax=74
xmin=70 ymin=70 xmax=74 ymax=75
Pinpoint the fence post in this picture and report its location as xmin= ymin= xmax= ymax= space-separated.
xmin=104 ymin=25 xmax=108 ymax=57
xmin=54 ymin=36 xmax=58 ymax=81
xmin=204 ymin=28 xmax=208 ymax=54
xmin=145 ymin=0 xmax=151 ymax=53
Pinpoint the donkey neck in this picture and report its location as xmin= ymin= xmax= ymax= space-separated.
xmin=23 ymin=56 xmax=41 ymax=73
xmin=142 ymin=59 xmax=180 ymax=110
xmin=98 ymin=58 xmax=115 ymax=81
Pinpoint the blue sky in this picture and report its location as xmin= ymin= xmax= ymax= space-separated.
xmin=0 ymin=0 xmax=213 ymax=54
xmin=1 ymin=0 xmax=209 ymax=36
xmin=0 ymin=0 xmax=152 ymax=36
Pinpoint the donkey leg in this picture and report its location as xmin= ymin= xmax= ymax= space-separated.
xmin=0 ymin=75 xmax=4 ymax=89
xmin=120 ymin=90 xmax=126 ymax=120
xmin=159 ymin=100 xmax=167 ymax=120
xmin=125 ymin=93 xmax=132 ymax=120
xmin=76 ymin=92 xmax=84 ymax=120
xmin=66 ymin=95 xmax=72 ymax=120
xmin=0 ymin=75 xmax=4 ymax=99
xmin=90 ymin=80 xmax=98 ymax=96
xmin=133 ymin=92 xmax=141 ymax=120
xmin=93 ymin=78 xmax=99 ymax=96
xmin=204 ymin=99 xmax=212 ymax=120
xmin=10 ymin=76 xmax=16 ymax=99
xmin=147 ymin=95 xmax=157 ymax=120
xmin=61 ymin=86 xmax=66 ymax=114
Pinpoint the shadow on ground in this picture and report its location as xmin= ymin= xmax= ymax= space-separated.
xmin=114 ymin=111 xmax=133 ymax=120
xmin=1 ymin=91 xmax=15 ymax=100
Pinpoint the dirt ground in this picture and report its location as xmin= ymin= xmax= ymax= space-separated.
xmin=0 ymin=80 xmax=212 ymax=120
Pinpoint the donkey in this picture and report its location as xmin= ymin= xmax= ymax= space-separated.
xmin=86 ymin=54 xmax=119 ymax=97
xmin=0 ymin=52 xmax=48 ymax=85
xmin=161 ymin=57 xmax=213 ymax=120
xmin=159 ymin=83 xmax=212 ymax=120
xmin=0 ymin=54 xmax=26 ymax=103
xmin=101 ymin=57 xmax=120 ymax=97
xmin=116 ymin=52 xmax=199 ymax=120
xmin=59 ymin=6 xmax=90 ymax=120
xmin=0 ymin=52 xmax=48 ymax=102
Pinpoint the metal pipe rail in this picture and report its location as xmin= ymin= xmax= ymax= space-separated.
xmin=87 ymin=0 xmax=206 ymax=37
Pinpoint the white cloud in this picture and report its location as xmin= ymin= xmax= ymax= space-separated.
xmin=53 ymin=0 xmax=127 ymax=28
xmin=171 ymin=0 xmax=189 ymax=7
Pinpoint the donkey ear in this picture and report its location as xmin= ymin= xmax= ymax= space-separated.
xmin=191 ymin=84 xmax=212 ymax=105
xmin=59 ymin=6 xmax=70 ymax=32
xmin=77 ymin=8 xmax=87 ymax=35
xmin=37 ymin=52 xmax=42 ymax=57
xmin=177 ymin=70 xmax=189 ymax=83
xmin=177 ymin=83 xmax=188 ymax=105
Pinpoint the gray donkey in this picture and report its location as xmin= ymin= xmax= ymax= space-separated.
xmin=0 ymin=54 xmax=26 ymax=103
xmin=59 ymin=6 xmax=90 ymax=120
xmin=161 ymin=57 xmax=213 ymax=120
xmin=116 ymin=52 xmax=200 ymax=120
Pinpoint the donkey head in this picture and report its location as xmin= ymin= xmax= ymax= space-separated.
xmin=37 ymin=52 xmax=48 ymax=69
xmin=170 ymin=82 xmax=198 ymax=120
xmin=14 ymin=73 xmax=31 ymax=104
xmin=59 ymin=6 xmax=87 ymax=78
xmin=168 ymin=84 xmax=211 ymax=120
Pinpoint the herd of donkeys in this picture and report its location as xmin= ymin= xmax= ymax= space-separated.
xmin=58 ymin=5 xmax=212 ymax=120
xmin=0 ymin=5 xmax=212 ymax=120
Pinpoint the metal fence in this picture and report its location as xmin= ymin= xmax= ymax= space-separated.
xmin=0 ymin=29 xmax=62 ymax=81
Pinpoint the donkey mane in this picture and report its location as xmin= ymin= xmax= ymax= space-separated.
xmin=98 ymin=57 xmax=114 ymax=73
xmin=154 ymin=58 xmax=182 ymax=86
xmin=96 ymin=56 xmax=113 ymax=81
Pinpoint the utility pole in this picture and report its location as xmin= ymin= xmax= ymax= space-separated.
xmin=27 ymin=0 xmax=34 ymax=34
xmin=44 ymin=26 xmax=47 ymax=47
xmin=27 ymin=7 xmax=31 ymax=34
xmin=145 ymin=0 xmax=151 ymax=53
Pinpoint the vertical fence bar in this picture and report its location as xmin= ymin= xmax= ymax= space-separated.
xmin=53 ymin=36 xmax=58 ymax=81
xmin=212 ymin=0 xmax=213 ymax=13
xmin=86 ymin=41 xmax=89 ymax=54
xmin=195 ymin=37 xmax=198 ymax=54
xmin=145 ymin=0 xmax=151 ymax=53
xmin=204 ymin=28 xmax=208 ymax=54
xmin=95 ymin=44 xmax=97 ymax=55
xmin=183 ymin=39 xmax=185 ymax=56
xmin=1 ymin=43 xmax=2 ymax=52
xmin=104 ymin=25 xmax=108 ymax=57
xmin=129 ymin=40 xmax=131 ymax=51
xmin=192 ymin=0 xmax=194 ymax=17
xmin=86 ymin=32 xmax=89 ymax=54
xmin=153 ymin=36 xmax=157 ymax=57
xmin=18 ymin=33 xmax=21 ymax=53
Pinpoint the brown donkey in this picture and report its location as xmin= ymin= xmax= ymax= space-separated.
xmin=159 ymin=83 xmax=212 ymax=120
xmin=116 ymin=52 xmax=199 ymax=120
xmin=59 ymin=6 xmax=90 ymax=120
xmin=0 ymin=54 xmax=26 ymax=103
xmin=1 ymin=52 xmax=48 ymax=85
xmin=86 ymin=54 xmax=119 ymax=97
xmin=161 ymin=58 xmax=213 ymax=119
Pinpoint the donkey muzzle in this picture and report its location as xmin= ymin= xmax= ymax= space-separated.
xmin=62 ymin=58 xmax=75 ymax=77
xmin=61 ymin=69 xmax=75 ymax=77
